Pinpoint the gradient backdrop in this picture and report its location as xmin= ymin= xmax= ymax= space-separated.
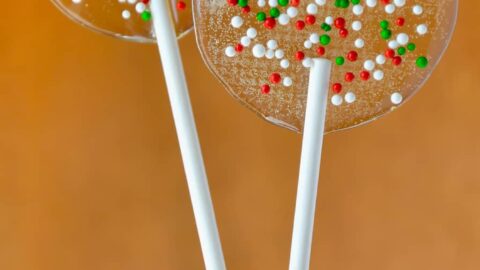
xmin=0 ymin=1 xmax=479 ymax=270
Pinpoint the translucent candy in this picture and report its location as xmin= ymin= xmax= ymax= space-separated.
xmin=194 ymin=0 xmax=458 ymax=133
xmin=51 ymin=0 xmax=193 ymax=42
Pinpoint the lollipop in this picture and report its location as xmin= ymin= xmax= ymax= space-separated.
xmin=194 ymin=0 xmax=457 ymax=269
xmin=195 ymin=0 xmax=457 ymax=133
xmin=51 ymin=1 xmax=226 ymax=269
xmin=52 ymin=0 xmax=193 ymax=41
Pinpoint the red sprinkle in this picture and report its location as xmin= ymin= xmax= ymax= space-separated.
xmin=296 ymin=20 xmax=306 ymax=30
xmin=396 ymin=17 xmax=405 ymax=26
xmin=305 ymin=15 xmax=316 ymax=25
xmin=141 ymin=0 xmax=150 ymax=4
xmin=385 ymin=49 xmax=395 ymax=58
xmin=242 ymin=6 xmax=250 ymax=13
xmin=227 ymin=0 xmax=238 ymax=6
xmin=176 ymin=1 xmax=186 ymax=10
xmin=261 ymin=84 xmax=271 ymax=94
xmin=235 ymin=44 xmax=244 ymax=52
xmin=381 ymin=0 xmax=390 ymax=4
xmin=295 ymin=51 xmax=305 ymax=61
xmin=334 ymin=17 xmax=346 ymax=29
xmin=392 ymin=56 xmax=402 ymax=65
xmin=270 ymin=73 xmax=281 ymax=84
xmin=316 ymin=47 xmax=325 ymax=56
xmin=360 ymin=71 xmax=370 ymax=81
xmin=264 ymin=17 xmax=276 ymax=29
xmin=339 ymin=28 xmax=348 ymax=38
xmin=347 ymin=51 xmax=358 ymax=61
xmin=332 ymin=83 xmax=342 ymax=94
xmin=345 ymin=72 xmax=355 ymax=82
xmin=290 ymin=0 xmax=300 ymax=7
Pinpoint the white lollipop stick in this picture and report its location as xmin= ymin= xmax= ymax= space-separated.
xmin=289 ymin=59 xmax=332 ymax=270
xmin=150 ymin=1 xmax=226 ymax=270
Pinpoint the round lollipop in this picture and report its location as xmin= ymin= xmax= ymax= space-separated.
xmin=194 ymin=1 xmax=457 ymax=269
xmin=51 ymin=1 xmax=226 ymax=269
xmin=194 ymin=0 xmax=457 ymax=133
xmin=51 ymin=0 xmax=193 ymax=41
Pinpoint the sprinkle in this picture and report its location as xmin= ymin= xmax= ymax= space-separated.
xmin=225 ymin=46 xmax=236 ymax=57
xmin=393 ymin=0 xmax=406 ymax=7
xmin=396 ymin=33 xmax=409 ymax=45
xmin=391 ymin=92 xmax=403 ymax=104
xmin=385 ymin=4 xmax=395 ymax=14
xmin=331 ymin=95 xmax=343 ymax=106
xmin=265 ymin=49 xmax=275 ymax=59
xmin=122 ymin=10 xmax=131 ymax=19
xmin=267 ymin=39 xmax=278 ymax=49
xmin=416 ymin=56 xmax=429 ymax=68
xmin=366 ymin=0 xmax=377 ymax=8
xmin=287 ymin=7 xmax=299 ymax=18
xmin=413 ymin=5 xmax=423 ymax=15
xmin=345 ymin=92 xmax=356 ymax=103
xmin=306 ymin=3 xmax=318 ymax=14
xmin=246 ymin=28 xmax=257 ymax=38
xmin=352 ymin=21 xmax=362 ymax=31
xmin=280 ymin=59 xmax=290 ymax=68
xmin=278 ymin=14 xmax=290 ymax=25
xmin=364 ymin=60 xmax=375 ymax=71
xmin=373 ymin=70 xmax=384 ymax=80
xmin=231 ymin=16 xmax=244 ymax=28
xmin=376 ymin=54 xmax=386 ymax=64
xmin=252 ymin=44 xmax=266 ymax=58
xmin=354 ymin=38 xmax=365 ymax=48
xmin=283 ymin=77 xmax=293 ymax=86
xmin=352 ymin=5 xmax=364 ymax=16
xmin=417 ymin=24 xmax=428 ymax=35
xmin=241 ymin=36 xmax=251 ymax=46
xmin=275 ymin=49 xmax=285 ymax=59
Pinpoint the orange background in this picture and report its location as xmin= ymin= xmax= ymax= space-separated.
xmin=0 ymin=1 xmax=479 ymax=270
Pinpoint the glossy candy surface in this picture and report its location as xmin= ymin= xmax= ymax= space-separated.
xmin=52 ymin=0 xmax=193 ymax=42
xmin=194 ymin=0 xmax=457 ymax=133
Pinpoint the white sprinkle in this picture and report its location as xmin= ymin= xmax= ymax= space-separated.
xmin=306 ymin=3 xmax=318 ymax=14
xmin=135 ymin=2 xmax=146 ymax=13
xmin=72 ymin=0 xmax=82 ymax=3
xmin=268 ymin=0 xmax=278 ymax=7
xmin=225 ymin=46 xmax=236 ymax=57
xmin=366 ymin=0 xmax=377 ymax=7
xmin=325 ymin=16 xmax=334 ymax=25
xmin=385 ymin=4 xmax=395 ymax=14
xmin=388 ymin=40 xmax=400 ymax=49
xmin=331 ymin=95 xmax=343 ymax=106
xmin=352 ymin=5 xmax=364 ymax=16
xmin=231 ymin=16 xmax=244 ymax=28
xmin=252 ymin=44 xmax=266 ymax=58
xmin=302 ymin=58 xmax=313 ymax=68
xmin=309 ymin=33 xmax=320 ymax=44
xmin=352 ymin=21 xmax=362 ymax=31
xmin=376 ymin=54 xmax=386 ymax=65
xmin=417 ymin=24 xmax=428 ymax=35
xmin=364 ymin=60 xmax=375 ymax=71
xmin=304 ymin=40 xmax=313 ymax=49
xmin=257 ymin=0 xmax=266 ymax=7
xmin=127 ymin=0 xmax=136 ymax=4
xmin=241 ymin=36 xmax=251 ymax=47
xmin=283 ymin=77 xmax=293 ymax=87
xmin=287 ymin=7 xmax=299 ymax=18
xmin=354 ymin=38 xmax=365 ymax=48
xmin=121 ymin=10 xmax=131 ymax=19
xmin=391 ymin=92 xmax=403 ymax=104
xmin=278 ymin=14 xmax=290 ymax=25
xmin=275 ymin=49 xmax=285 ymax=59
xmin=267 ymin=40 xmax=278 ymax=49
xmin=413 ymin=5 xmax=423 ymax=15
xmin=280 ymin=59 xmax=290 ymax=69
xmin=315 ymin=0 xmax=326 ymax=6
xmin=118 ymin=0 xmax=126 ymax=3
xmin=373 ymin=70 xmax=384 ymax=81
xmin=396 ymin=33 xmax=409 ymax=45
xmin=393 ymin=0 xmax=406 ymax=7
xmin=345 ymin=92 xmax=356 ymax=103
xmin=246 ymin=28 xmax=257 ymax=39
xmin=265 ymin=49 xmax=275 ymax=59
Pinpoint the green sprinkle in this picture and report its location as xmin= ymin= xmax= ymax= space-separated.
xmin=238 ymin=0 xmax=248 ymax=7
xmin=335 ymin=0 xmax=349 ymax=8
xmin=256 ymin=12 xmax=267 ymax=21
xmin=351 ymin=0 xmax=361 ymax=4
xmin=269 ymin=7 xmax=280 ymax=18
xmin=397 ymin=47 xmax=406 ymax=55
xmin=380 ymin=20 xmax=389 ymax=29
xmin=141 ymin=11 xmax=151 ymax=21
xmin=320 ymin=34 xmax=331 ymax=45
xmin=321 ymin=23 xmax=332 ymax=32
xmin=278 ymin=0 xmax=289 ymax=6
xmin=407 ymin=43 xmax=416 ymax=51
xmin=416 ymin=56 xmax=429 ymax=68
xmin=336 ymin=56 xmax=345 ymax=65
xmin=381 ymin=29 xmax=392 ymax=40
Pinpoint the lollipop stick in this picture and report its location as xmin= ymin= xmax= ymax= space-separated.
xmin=289 ymin=59 xmax=332 ymax=270
xmin=150 ymin=1 xmax=226 ymax=269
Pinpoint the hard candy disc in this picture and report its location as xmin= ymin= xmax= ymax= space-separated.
xmin=194 ymin=0 xmax=457 ymax=133
xmin=52 ymin=0 xmax=193 ymax=42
